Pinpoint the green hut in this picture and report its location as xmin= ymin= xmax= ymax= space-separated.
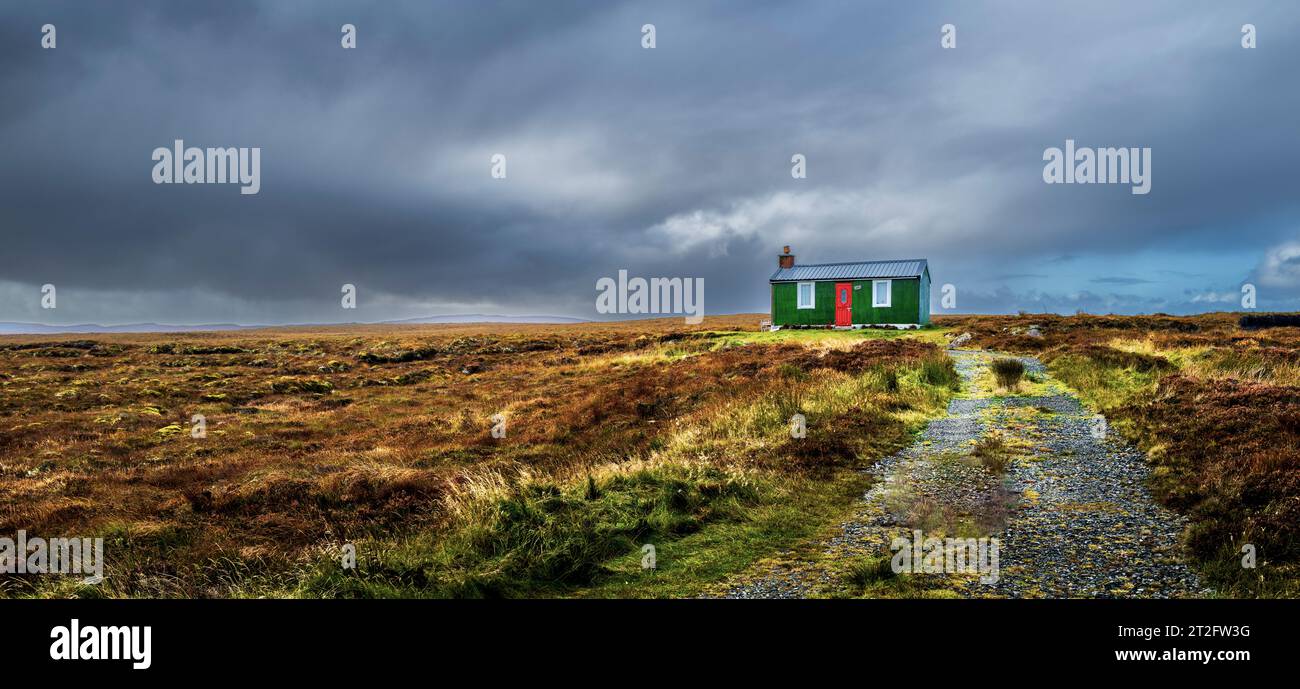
xmin=769 ymin=246 xmax=930 ymax=328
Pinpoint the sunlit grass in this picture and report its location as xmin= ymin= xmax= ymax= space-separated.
xmin=290 ymin=347 xmax=960 ymax=598
xmin=0 ymin=316 xmax=967 ymax=598
xmin=705 ymin=326 xmax=950 ymax=349
xmin=1043 ymin=333 xmax=1300 ymax=597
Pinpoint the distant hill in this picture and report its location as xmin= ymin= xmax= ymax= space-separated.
xmin=0 ymin=314 xmax=589 ymax=335
xmin=0 ymin=322 xmax=257 ymax=335
xmin=380 ymin=314 xmax=589 ymax=325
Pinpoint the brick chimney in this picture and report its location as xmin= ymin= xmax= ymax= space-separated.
xmin=778 ymin=245 xmax=795 ymax=270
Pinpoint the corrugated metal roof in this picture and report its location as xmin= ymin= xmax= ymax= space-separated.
xmin=769 ymin=259 xmax=927 ymax=282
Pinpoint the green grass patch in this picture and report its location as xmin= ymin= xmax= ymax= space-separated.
xmin=297 ymin=464 xmax=766 ymax=598
xmin=833 ymin=553 xmax=959 ymax=599
xmin=577 ymin=471 xmax=873 ymax=598
xmin=1046 ymin=353 xmax=1160 ymax=412
xmin=705 ymin=326 xmax=949 ymax=349
xmin=290 ymin=351 xmax=959 ymax=599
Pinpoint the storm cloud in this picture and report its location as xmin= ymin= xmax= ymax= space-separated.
xmin=2 ymin=0 xmax=1298 ymax=324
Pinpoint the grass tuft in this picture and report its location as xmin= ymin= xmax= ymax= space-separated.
xmin=990 ymin=358 xmax=1025 ymax=389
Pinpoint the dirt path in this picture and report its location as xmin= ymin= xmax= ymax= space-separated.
xmin=723 ymin=350 xmax=1203 ymax=599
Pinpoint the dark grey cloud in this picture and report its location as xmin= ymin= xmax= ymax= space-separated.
xmin=1 ymin=0 xmax=1298 ymax=324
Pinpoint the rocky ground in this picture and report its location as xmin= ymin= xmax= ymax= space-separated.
xmin=722 ymin=350 xmax=1203 ymax=599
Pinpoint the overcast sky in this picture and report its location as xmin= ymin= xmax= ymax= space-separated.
xmin=2 ymin=0 xmax=1298 ymax=325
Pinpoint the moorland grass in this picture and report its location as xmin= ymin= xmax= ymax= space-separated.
xmin=990 ymin=358 xmax=1025 ymax=389
xmin=1041 ymin=332 xmax=1300 ymax=597
xmin=297 ymin=343 xmax=960 ymax=598
xmin=0 ymin=316 xmax=959 ymax=598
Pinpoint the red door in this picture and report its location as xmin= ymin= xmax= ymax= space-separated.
xmin=834 ymin=282 xmax=852 ymax=326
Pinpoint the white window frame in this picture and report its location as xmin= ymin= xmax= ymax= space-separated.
xmin=796 ymin=281 xmax=816 ymax=309
xmin=872 ymin=279 xmax=892 ymax=308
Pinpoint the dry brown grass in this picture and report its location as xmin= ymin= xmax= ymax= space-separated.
xmin=0 ymin=319 xmax=748 ymax=522
xmin=0 ymin=314 xmax=957 ymax=596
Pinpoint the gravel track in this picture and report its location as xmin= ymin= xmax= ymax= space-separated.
xmin=722 ymin=350 xmax=1203 ymax=599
